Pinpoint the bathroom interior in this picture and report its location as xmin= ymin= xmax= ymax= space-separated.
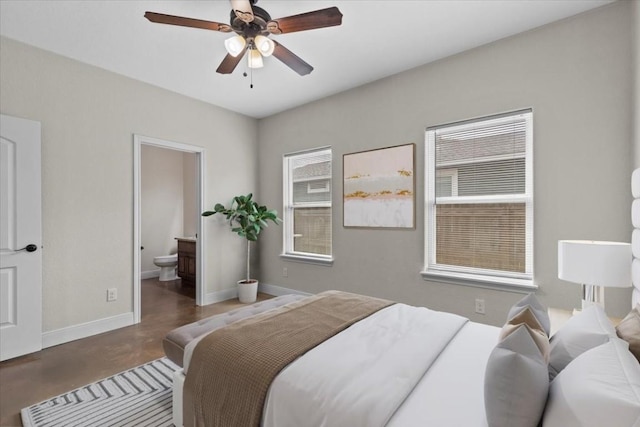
xmin=141 ymin=144 xmax=197 ymax=305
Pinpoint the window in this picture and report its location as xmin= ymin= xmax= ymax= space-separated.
xmin=282 ymin=147 xmax=333 ymax=264
xmin=423 ymin=110 xmax=534 ymax=289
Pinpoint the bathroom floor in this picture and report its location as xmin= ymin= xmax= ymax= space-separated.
xmin=143 ymin=275 xmax=195 ymax=302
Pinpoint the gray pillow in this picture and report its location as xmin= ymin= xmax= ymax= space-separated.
xmin=543 ymin=337 xmax=640 ymax=427
xmin=548 ymin=304 xmax=616 ymax=379
xmin=507 ymin=293 xmax=550 ymax=336
xmin=484 ymin=325 xmax=549 ymax=427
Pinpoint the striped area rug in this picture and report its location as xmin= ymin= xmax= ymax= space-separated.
xmin=21 ymin=358 xmax=179 ymax=427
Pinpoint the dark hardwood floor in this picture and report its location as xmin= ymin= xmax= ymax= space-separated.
xmin=0 ymin=278 xmax=271 ymax=426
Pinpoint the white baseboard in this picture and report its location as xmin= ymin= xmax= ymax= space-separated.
xmin=42 ymin=312 xmax=135 ymax=349
xmin=40 ymin=285 xmax=309 ymax=348
xmin=202 ymin=287 xmax=238 ymax=305
xmin=259 ymin=283 xmax=313 ymax=297
xmin=141 ymin=269 xmax=160 ymax=279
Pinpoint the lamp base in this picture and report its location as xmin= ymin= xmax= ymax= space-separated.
xmin=582 ymin=283 xmax=605 ymax=310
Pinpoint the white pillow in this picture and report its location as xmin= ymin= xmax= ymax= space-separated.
xmin=548 ymin=304 xmax=615 ymax=379
xmin=543 ymin=337 xmax=640 ymax=427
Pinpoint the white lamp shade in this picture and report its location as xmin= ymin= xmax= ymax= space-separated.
xmin=247 ymin=49 xmax=263 ymax=68
xmin=254 ymin=35 xmax=275 ymax=57
xmin=224 ymin=35 xmax=246 ymax=57
xmin=558 ymin=240 xmax=631 ymax=288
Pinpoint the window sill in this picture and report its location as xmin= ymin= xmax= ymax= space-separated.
xmin=420 ymin=269 xmax=536 ymax=293
xmin=280 ymin=253 xmax=334 ymax=266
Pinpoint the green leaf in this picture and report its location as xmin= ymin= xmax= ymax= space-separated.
xmin=204 ymin=193 xmax=280 ymax=242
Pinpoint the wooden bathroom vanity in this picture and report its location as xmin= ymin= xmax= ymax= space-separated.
xmin=176 ymin=238 xmax=196 ymax=287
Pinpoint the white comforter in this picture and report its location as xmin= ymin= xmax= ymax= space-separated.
xmin=262 ymin=303 xmax=468 ymax=427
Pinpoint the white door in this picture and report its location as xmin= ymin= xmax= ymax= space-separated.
xmin=0 ymin=114 xmax=42 ymax=361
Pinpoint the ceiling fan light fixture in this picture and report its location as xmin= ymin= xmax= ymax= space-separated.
xmin=254 ymin=35 xmax=275 ymax=57
xmin=248 ymin=48 xmax=264 ymax=68
xmin=224 ymin=35 xmax=246 ymax=57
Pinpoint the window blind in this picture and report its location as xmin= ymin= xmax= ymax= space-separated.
xmin=426 ymin=110 xmax=533 ymax=285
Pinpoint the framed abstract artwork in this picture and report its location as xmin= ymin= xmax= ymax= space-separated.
xmin=343 ymin=143 xmax=415 ymax=228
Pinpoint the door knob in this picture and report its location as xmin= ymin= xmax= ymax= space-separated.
xmin=17 ymin=244 xmax=38 ymax=253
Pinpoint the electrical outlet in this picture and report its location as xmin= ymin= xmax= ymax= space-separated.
xmin=475 ymin=298 xmax=485 ymax=315
xmin=282 ymin=267 xmax=288 ymax=277
xmin=107 ymin=288 xmax=117 ymax=302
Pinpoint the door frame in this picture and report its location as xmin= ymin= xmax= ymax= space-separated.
xmin=133 ymin=134 xmax=205 ymax=324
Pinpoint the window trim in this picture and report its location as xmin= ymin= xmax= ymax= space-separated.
xmin=281 ymin=147 xmax=334 ymax=265
xmin=422 ymin=109 xmax=535 ymax=290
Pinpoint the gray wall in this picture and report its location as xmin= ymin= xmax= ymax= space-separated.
xmin=0 ymin=36 xmax=257 ymax=333
xmin=258 ymin=1 xmax=636 ymax=324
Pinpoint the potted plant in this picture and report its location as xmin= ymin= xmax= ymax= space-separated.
xmin=202 ymin=193 xmax=280 ymax=303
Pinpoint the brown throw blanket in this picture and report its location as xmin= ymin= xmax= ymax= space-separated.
xmin=183 ymin=290 xmax=393 ymax=427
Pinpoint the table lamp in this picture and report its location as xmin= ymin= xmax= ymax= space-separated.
xmin=558 ymin=240 xmax=631 ymax=310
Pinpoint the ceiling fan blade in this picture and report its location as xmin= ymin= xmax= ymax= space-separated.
xmin=230 ymin=0 xmax=255 ymax=23
xmin=267 ymin=7 xmax=343 ymax=35
xmin=272 ymin=41 xmax=313 ymax=76
xmin=216 ymin=50 xmax=247 ymax=74
xmin=144 ymin=12 xmax=232 ymax=32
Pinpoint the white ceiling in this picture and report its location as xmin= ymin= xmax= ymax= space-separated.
xmin=0 ymin=0 xmax=614 ymax=119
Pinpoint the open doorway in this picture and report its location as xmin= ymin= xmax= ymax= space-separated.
xmin=133 ymin=134 xmax=205 ymax=324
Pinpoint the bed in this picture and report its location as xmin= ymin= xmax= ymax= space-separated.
xmin=171 ymin=293 xmax=500 ymax=427
xmin=166 ymin=167 xmax=640 ymax=427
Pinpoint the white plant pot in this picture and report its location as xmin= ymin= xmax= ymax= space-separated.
xmin=237 ymin=280 xmax=258 ymax=303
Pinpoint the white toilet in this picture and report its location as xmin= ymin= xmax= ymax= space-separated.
xmin=154 ymin=254 xmax=178 ymax=281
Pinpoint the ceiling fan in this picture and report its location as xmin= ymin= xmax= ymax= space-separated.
xmin=144 ymin=0 xmax=343 ymax=76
